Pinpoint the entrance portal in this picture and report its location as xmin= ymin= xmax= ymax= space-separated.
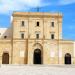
xmin=65 ymin=53 xmax=71 ymax=64
xmin=34 ymin=49 xmax=42 ymax=64
xmin=2 ymin=53 xmax=9 ymax=64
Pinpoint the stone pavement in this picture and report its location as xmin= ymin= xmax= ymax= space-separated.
xmin=0 ymin=65 xmax=75 ymax=75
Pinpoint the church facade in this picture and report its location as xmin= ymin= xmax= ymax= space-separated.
xmin=0 ymin=12 xmax=75 ymax=64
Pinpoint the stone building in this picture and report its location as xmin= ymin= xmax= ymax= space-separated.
xmin=0 ymin=12 xmax=75 ymax=64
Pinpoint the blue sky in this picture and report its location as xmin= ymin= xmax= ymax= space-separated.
xmin=0 ymin=0 xmax=75 ymax=40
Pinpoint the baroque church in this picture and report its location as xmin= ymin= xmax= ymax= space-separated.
xmin=0 ymin=12 xmax=75 ymax=64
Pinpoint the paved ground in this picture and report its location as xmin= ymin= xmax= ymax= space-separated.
xmin=0 ymin=65 xmax=75 ymax=75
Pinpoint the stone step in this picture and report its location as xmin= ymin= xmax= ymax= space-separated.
xmin=0 ymin=65 xmax=75 ymax=75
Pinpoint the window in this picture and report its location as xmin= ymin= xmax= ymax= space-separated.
xmin=37 ymin=22 xmax=39 ymax=26
xmin=21 ymin=21 xmax=25 ymax=26
xmin=35 ymin=31 xmax=40 ymax=39
xmin=21 ymin=33 xmax=24 ymax=39
xmin=51 ymin=22 xmax=54 ymax=27
xmin=4 ymin=36 xmax=7 ymax=39
xmin=51 ymin=34 xmax=54 ymax=39
xmin=36 ymin=34 xmax=39 ymax=39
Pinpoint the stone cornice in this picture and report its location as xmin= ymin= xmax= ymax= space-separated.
xmin=12 ymin=12 xmax=62 ymax=18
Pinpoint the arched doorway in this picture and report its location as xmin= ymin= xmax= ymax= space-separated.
xmin=2 ymin=52 xmax=9 ymax=64
xmin=34 ymin=49 xmax=42 ymax=64
xmin=65 ymin=53 xmax=71 ymax=64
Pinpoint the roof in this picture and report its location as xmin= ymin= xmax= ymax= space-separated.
xmin=12 ymin=12 xmax=62 ymax=17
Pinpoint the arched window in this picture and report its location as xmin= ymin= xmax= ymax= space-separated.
xmin=65 ymin=53 xmax=71 ymax=64
xmin=2 ymin=52 xmax=9 ymax=64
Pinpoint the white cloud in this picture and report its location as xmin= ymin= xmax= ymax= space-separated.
xmin=1 ymin=0 xmax=75 ymax=14
xmin=59 ymin=0 xmax=75 ymax=5
xmin=0 ymin=0 xmax=50 ymax=14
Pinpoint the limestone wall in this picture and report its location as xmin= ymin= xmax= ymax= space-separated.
xmin=12 ymin=12 xmax=62 ymax=39
xmin=0 ymin=40 xmax=12 ymax=64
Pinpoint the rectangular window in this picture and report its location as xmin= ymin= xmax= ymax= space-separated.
xmin=21 ymin=21 xmax=25 ymax=26
xmin=36 ymin=34 xmax=39 ymax=39
xmin=37 ymin=22 xmax=39 ymax=26
xmin=51 ymin=22 xmax=54 ymax=27
xmin=21 ymin=33 xmax=24 ymax=39
xmin=51 ymin=34 xmax=54 ymax=39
